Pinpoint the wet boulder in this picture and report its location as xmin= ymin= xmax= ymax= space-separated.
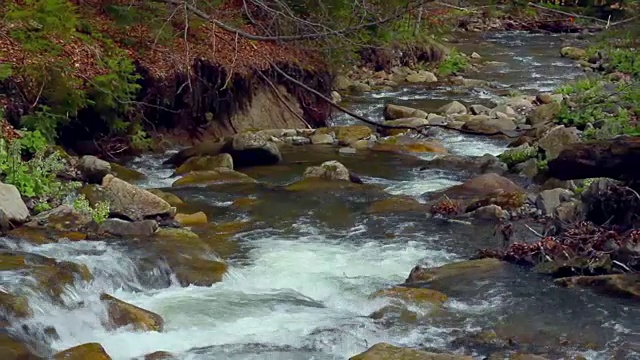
xmin=100 ymin=175 xmax=173 ymax=221
xmin=309 ymin=133 xmax=335 ymax=145
xmin=560 ymin=46 xmax=586 ymax=60
xmin=146 ymin=189 xmax=183 ymax=206
xmin=349 ymin=343 xmax=473 ymax=360
xmin=100 ymin=294 xmax=164 ymax=332
xmin=78 ymin=155 xmax=111 ymax=184
xmin=303 ymin=161 xmax=352 ymax=182
xmin=0 ymin=183 xmax=30 ymax=229
xmin=380 ymin=118 xmax=430 ymax=136
xmin=172 ymin=169 xmax=257 ymax=187
xmin=371 ymin=286 xmax=448 ymax=306
xmin=466 ymin=204 xmax=509 ymax=221
xmin=0 ymin=333 xmax=39 ymax=360
xmin=27 ymin=205 xmax=92 ymax=232
xmin=427 ymin=173 xmax=525 ymax=212
xmin=462 ymin=115 xmax=516 ymax=134
xmin=554 ymin=274 xmax=640 ymax=300
xmin=437 ymin=101 xmax=467 ymax=115
xmin=109 ymin=163 xmax=147 ymax=182
xmin=144 ymin=351 xmax=178 ymax=360
xmin=406 ymin=258 xmax=504 ymax=285
xmin=422 ymin=154 xmax=507 ymax=175
xmin=54 ymin=342 xmax=112 ymax=360
xmin=383 ymin=104 xmax=428 ymax=120
xmin=164 ymin=141 xmax=227 ymax=167
xmin=470 ymin=104 xmax=491 ymax=115
xmin=174 ymin=154 xmax=234 ymax=175
xmin=98 ymin=219 xmax=158 ymax=238
xmin=333 ymin=125 xmax=374 ymax=146
xmin=0 ymin=291 xmax=32 ymax=326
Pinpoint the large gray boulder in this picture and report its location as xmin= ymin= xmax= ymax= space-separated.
xmin=462 ymin=115 xmax=516 ymax=134
xmin=78 ymin=155 xmax=111 ymax=184
xmin=536 ymin=188 xmax=574 ymax=215
xmin=99 ymin=219 xmax=158 ymax=237
xmin=226 ymin=133 xmax=282 ymax=168
xmin=538 ymin=125 xmax=580 ymax=160
xmin=0 ymin=182 xmax=29 ymax=229
xmin=383 ymin=104 xmax=428 ymax=120
xmin=303 ymin=161 xmax=351 ymax=182
xmin=100 ymin=175 xmax=173 ymax=221
xmin=437 ymin=101 xmax=467 ymax=115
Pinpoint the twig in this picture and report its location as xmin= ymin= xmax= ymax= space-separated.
xmin=525 ymin=223 xmax=545 ymax=238
xmin=255 ymin=69 xmax=312 ymax=129
xmin=613 ymin=260 xmax=634 ymax=273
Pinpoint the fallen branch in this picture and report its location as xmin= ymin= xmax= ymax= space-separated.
xmin=157 ymin=0 xmax=427 ymax=42
xmin=527 ymin=2 xmax=638 ymax=28
xmin=255 ymin=69 xmax=312 ymax=129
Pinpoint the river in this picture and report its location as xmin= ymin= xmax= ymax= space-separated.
xmin=2 ymin=31 xmax=639 ymax=360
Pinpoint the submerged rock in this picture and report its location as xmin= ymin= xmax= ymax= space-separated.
xmin=172 ymin=169 xmax=257 ymax=187
xmin=146 ymin=189 xmax=183 ymax=206
xmin=174 ymin=154 xmax=234 ymax=175
xmin=0 ymin=333 xmax=39 ymax=360
xmin=371 ymin=286 xmax=448 ymax=305
xmin=554 ymin=274 xmax=640 ymax=299
xmin=366 ymin=196 xmax=428 ymax=214
xmin=372 ymin=136 xmax=447 ymax=154
xmin=100 ymin=293 xmax=164 ymax=332
xmin=349 ymin=343 xmax=473 ymax=360
xmin=144 ymin=351 xmax=178 ymax=360
xmin=54 ymin=342 xmax=112 ymax=360
xmin=175 ymin=212 xmax=208 ymax=226
xmin=0 ymin=290 xmax=32 ymax=325
xmin=164 ymin=141 xmax=227 ymax=167
xmin=0 ymin=182 xmax=30 ymax=229
xmin=383 ymin=104 xmax=428 ymax=120
xmin=422 ymin=154 xmax=507 ymax=175
xmin=100 ymin=175 xmax=173 ymax=221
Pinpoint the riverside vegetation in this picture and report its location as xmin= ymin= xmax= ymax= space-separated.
xmin=1 ymin=0 xmax=640 ymax=359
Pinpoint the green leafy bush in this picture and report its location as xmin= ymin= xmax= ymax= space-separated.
xmin=73 ymin=194 xmax=110 ymax=224
xmin=437 ymin=49 xmax=469 ymax=77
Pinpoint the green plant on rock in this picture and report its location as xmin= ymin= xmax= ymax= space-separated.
xmin=73 ymin=194 xmax=110 ymax=224
xmin=0 ymin=134 xmax=80 ymax=207
xmin=498 ymin=145 xmax=538 ymax=166
xmin=437 ymin=49 xmax=469 ymax=77
xmin=536 ymin=159 xmax=548 ymax=172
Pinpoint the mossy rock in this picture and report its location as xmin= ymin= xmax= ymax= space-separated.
xmin=0 ymin=333 xmax=38 ymax=360
xmin=350 ymin=343 xmax=473 ymax=360
xmin=285 ymin=177 xmax=366 ymax=192
xmin=175 ymin=212 xmax=208 ymax=226
xmin=371 ymin=286 xmax=448 ymax=305
xmin=109 ymin=163 xmax=147 ymax=182
xmin=554 ymin=274 xmax=640 ymax=299
xmin=150 ymin=229 xmax=229 ymax=285
xmin=174 ymin=154 xmax=234 ymax=175
xmin=333 ymin=125 xmax=373 ymax=145
xmin=0 ymin=291 xmax=32 ymax=325
xmin=366 ymin=197 xmax=428 ymax=214
xmin=100 ymin=294 xmax=164 ymax=332
xmin=172 ymin=169 xmax=257 ymax=187
xmin=406 ymin=258 xmax=504 ymax=285
xmin=54 ymin=343 xmax=112 ymax=360
xmin=369 ymin=305 xmax=419 ymax=324
xmin=0 ymin=251 xmax=92 ymax=300
xmin=231 ymin=197 xmax=260 ymax=210
xmin=6 ymin=227 xmax=51 ymax=245
xmin=173 ymin=257 xmax=228 ymax=286
xmin=147 ymin=189 xmax=184 ymax=206
xmin=372 ymin=136 xmax=448 ymax=154
xmin=144 ymin=351 xmax=178 ymax=360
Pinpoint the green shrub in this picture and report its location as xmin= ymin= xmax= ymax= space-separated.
xmin=73 ymin=194 xmax=110 ymax=224
xmin=437 ymin=49 xmax=469 ymax=77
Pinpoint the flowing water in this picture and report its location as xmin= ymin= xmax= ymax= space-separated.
xmin=3 ymin=32 xmax=640 ymax=360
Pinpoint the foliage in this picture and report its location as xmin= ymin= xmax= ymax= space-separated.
xmin=0 ymin=135 xmax=80 ymax=207
xmin=20 ymin=105 xmax=69 ymax=143
xmin=498 ymin=145 xmax=538 ymax=166
xmin=437 ymin=49 xmax=469 ymax=77
xmin=0 ymin=64 xmax=12 ymax=82
xmin=16 ymin=129 xmax=48 ymax=155
xmin=73 ymin=194 xmax=110 ymax=224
